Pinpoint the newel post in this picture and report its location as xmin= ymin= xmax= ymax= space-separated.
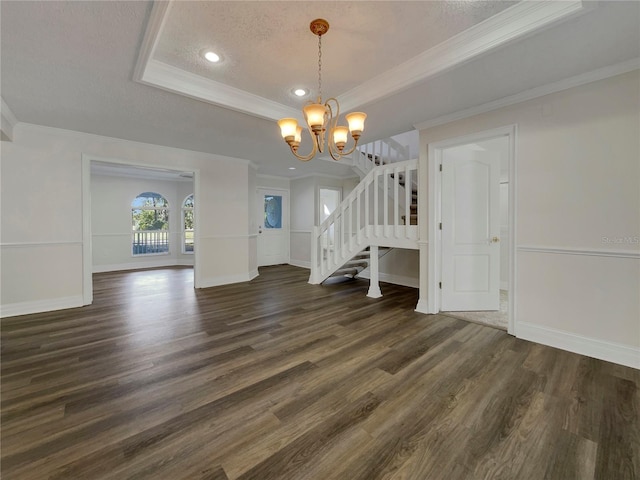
xmin=367 ymin=245 xmax=382 ymax=298
xmin=309 ymin=225 xmax=319 ymax=284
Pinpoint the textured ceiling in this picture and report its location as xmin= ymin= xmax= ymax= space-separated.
xmin=155 ymin=1 xmax=516 ymax=108
xmin=1 ymin=1 xmax=639 ymax=178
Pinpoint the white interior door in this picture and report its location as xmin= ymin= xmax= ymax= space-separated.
xmin=441 ymin=150 xmax=500 ymax=311
xmin=257 ymin=188 xmax=289 ymax=266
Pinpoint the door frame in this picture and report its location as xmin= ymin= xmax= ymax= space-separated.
xmin=318 ymin=186 xmax=342 ymax=224
xmin=427 ymin=125 xmax=517 ymax=334
xmin=256 ymin=187 xmax=290 ymax=266
xmin=81 ymin=154 xmax=201 ymax=305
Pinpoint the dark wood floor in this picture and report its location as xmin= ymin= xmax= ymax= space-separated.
xmin=1 ymin=265 xmax=638 ymax=480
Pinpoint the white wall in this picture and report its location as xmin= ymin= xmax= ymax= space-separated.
xmin=91 ymin=174 xmax=194 ymax=272
xmin=289 ymin=174 xmax=359 ymax=268
xmin=418 ymin=70 xmax=640 ymax=368
xmin=290 ymin=176 xmax=316 ymax=268
xmin=358 ymin=248 xmax=420 ymax=288
xmin=1 ymin=124 xmax=253 ymax=317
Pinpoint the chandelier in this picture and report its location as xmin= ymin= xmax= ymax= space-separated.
xmin=278 ymin=19 xmax=367 ymax=162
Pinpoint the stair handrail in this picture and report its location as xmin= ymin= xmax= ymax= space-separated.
xmin=353 ymin=137 xmax=411 ymax=177
xmin=310 ymin=159 xmax=418 ymax=284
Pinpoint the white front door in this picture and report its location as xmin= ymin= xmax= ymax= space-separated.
xmin=257 ymin=188 xmax=289 ymax=266
xmin=441 ymin=149 xmax=500 ymax=311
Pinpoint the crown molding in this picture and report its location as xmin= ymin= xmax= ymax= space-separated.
xmin=1 ymin=97 xmax=19 ymax=141
xmin=414 ymin=58 xmax=640 ymax=131
xmin=339 ymin=0 xmax=586 ymax=112
xmin=133 ymin=0 xmax=172 ymax=83
xmin=139 ymin=60 xmax=299 ymax=121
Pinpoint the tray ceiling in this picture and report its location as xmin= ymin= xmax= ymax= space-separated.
xmin=135 ymin=1 xmax=583 ymax=121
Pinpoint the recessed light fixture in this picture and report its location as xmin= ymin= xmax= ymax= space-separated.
xmin=288 ymin=167 xmax=296 ymax=170
xmin=204 ymin=51 xmax=220 ymax=63
xmin=292 ymin=88 xmax=308 ymax=97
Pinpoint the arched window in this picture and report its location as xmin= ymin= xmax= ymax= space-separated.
xmin=132 ymin=192 xmax=169 ymax=255
xmin=182 ymin=194 xmax=194 ymax=253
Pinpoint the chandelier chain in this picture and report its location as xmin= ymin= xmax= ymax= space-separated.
xmin=317 ymin=34 xmax=322 ymax=101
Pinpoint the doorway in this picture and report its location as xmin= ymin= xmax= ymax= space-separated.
xmin=427 ymin=126 xmax=516 ymax=334
xmin=81 ymin=156 xmax=200 ymax=305
xmin=257 ymin=188 xmax=289 ymax=266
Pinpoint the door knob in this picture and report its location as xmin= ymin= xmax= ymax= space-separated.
xmin=491 ymin=236 xmax=500 ymax=243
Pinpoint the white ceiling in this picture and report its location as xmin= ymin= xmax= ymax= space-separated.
xmin=2 ymin=1 xmax=639 ymax=178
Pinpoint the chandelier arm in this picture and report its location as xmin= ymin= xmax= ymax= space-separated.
xmin=325 ymin=98 xmax=342 ymax=159
xmin=289 ymin=124 xmax=318 ymax=162
xmin=340 ymin=139 xmax=360 ymax=157
xmin=327 ymin=143 xmax=343 ymax=161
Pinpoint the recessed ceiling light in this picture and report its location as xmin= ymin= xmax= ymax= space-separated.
xmin=288 ymin=167 xmax=296 ymax=170
xmin=292 ymin=88 xmax=308 ymax=97
xmin=204 ymin=51 xmax=220 ymax=63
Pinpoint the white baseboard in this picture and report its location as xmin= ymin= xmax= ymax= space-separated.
xmin=199 ymin=271 xmax=258 ymax=289
xmin=1 ymin=295 xmax=85 ymax=318
xmin=93 ymin=259 xmax=182 ymax=273
xmin=289 ymin=259 xmax=311 ymax=269
xmin=517 ymin=321 xmax=640 ymax=370
xmin=357 ymin=271 xmax=419 ymax=289
xmin=415 ymin=298 xmax=432 ymax=314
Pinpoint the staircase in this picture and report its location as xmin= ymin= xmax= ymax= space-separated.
xmin=325 ymin=247 xmax=391 ymax=280
xmin=309 ymin=137 xmax=419 ymax=295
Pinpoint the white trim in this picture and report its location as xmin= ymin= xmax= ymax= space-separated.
xmin=415 ymin=58 xmax=640 ymax=131
xmin=93 ymin=258 xmax=184 ymax=273
xmin=341 ymin=0 xmax=586 ymax=112
xmin=518 ymin=245 xmax=640 ymax=259
xmin=138 ymin=60 xmax=299 ymax=121
xmin=517 ymin=322 xmax=640 ymax=370
xmin=132 ymin=0 xmax=172 ymax=82
xmin=192 ymin=167 xmax=202 ymax=288
xmin=290 ymin=230 xmax=313 ymax=235
xmin=82 ymin=155 xmax=93 ymax=305
xmin=289 ymin=259 xmax=311 ymax=269
xmin=1 ymin=96 xmax=19 ymax=141
xmin=199 ymin=270 xmax=258 ymax=289
xmin=357 ymin=271 xmax=419 ymax=289
xmin=1 ymin=241 xmax=82 ymax=248
xmin=415 ymin=299 xmax=430 ymax=314
xmin=1 ymin=296 xmax=84 ymax=319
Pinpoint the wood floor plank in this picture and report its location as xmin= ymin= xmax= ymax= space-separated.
xmin=2 ymin=265 xmax=638 ymax=479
